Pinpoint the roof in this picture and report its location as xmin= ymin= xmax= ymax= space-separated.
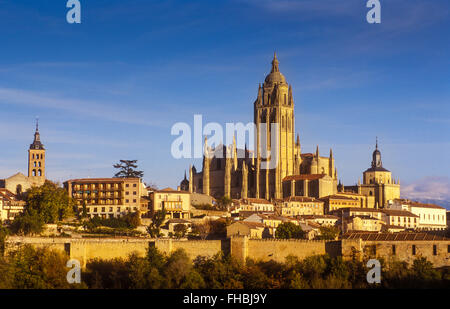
xmin=239 ymin=210 xmax=275 ymax=218
xmin=261 ymin=215 xmax=295 ymax=222
xmin=240 ymin=198 xmax=272 ymax=205
xmin=167 ymin=218 xmax=191 ymax=224
xmin=364 ymin=166 xmax=390 ymax=172
xmin=0 ymin=188 xmax=18 ymax=201
xmin=64 ymin=178 xmax=141 ymax=183
xmin=232 ymin=221 xmax=265 ymax=229
xmin=330 ymin=207 xmax=382 ymax=213
xmin=283 ymin=196 xmax=320 ymax=203
xmin=320 ymin=195 xmax=359 ymax=201
xmin=382 ymin=209 xmax=419 ymax=218
xmin=283 ymin=174 xmax=326 ymax=181
xmin=342 ymin=232 xmax=449 ymax=241
xmin=405 ymin=201 xmax=445 ymax=210
xmin=300 ymin=215 xmax=339 ymax=220
xmin=155 ymin=188 xmax=190 ymax=194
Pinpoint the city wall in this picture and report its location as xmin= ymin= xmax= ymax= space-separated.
xmin=4 ymin=236 xmax=449 ymax=268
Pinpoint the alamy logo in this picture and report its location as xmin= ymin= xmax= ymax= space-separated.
xmin=366 ymin=0 xmax=381 ymax=24
xmin=66 ymin=259 xmax=81 ymax=284
xmin=366 ymin=259 xmax=381 ymax=284
xmin=170 ymin=115 xmax=279 ymax=169
xmin=66 ymin=0 xmax=81 ymax=24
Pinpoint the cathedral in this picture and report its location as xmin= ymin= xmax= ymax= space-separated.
xmin=181 ymin=54 xmax=338 ymax=201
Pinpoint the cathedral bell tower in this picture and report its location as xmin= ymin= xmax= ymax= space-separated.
xmin=28 ymin=119 xmax=46 ymax=186
xmin=254 ymin=53 xmax=295 ymax=199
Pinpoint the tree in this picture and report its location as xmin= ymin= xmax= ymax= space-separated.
xmin=9 ymin=209 xmax=45 ymax=236
xmin=0 ymin=226 xmax=9 ymax=255
xmin=113 ymin=160 xmax=144 ymax=178
xmin=124 ymin=212 xmax=141 ymax=229
xmin=316 ymin=226 xmax=340 ymax=240
xmin=147 ymin=209 xmax=166 ymax=237
xmin=192 ymin=221 xmax=211 ymax=240
xmin=275 ymin=222 xmax=305 ymax=239
xmin=174 ymin=224 xmax=188 ymax=239
xmin=216 ymin=196 xmax=232 ymax=210
xmin=5 ymin=245 xmax=84 ymax=288
xmin=25 ymin=180 xmax=75 ymax=224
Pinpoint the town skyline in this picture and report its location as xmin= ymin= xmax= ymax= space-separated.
xmin=0 ymin=0 xmax=449 ymax=203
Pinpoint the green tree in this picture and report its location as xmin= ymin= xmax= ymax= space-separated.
xmin=9 ymin=209 xmax=45 ymax=236
xmin=0 ymin=226 xmax=9 ymax=255
xmin=113 ymin=160 xmax=144 ymax=178
xmin=124 ymin=211 xmax=141 ymax=228
xmin=25 ymin=180 xmax=74 ymax=224
xmin=216 ymin=196 xmax=232 ymax=210
xmin=147 ymin=209 xmax=166 ymax=237
xmin=5 ymin=245 xmax=84 ymax=289
xmin=316 ymin=226 xmax=340 ymax=240
xmin=174 ymin=224 xmax=188 ymax=238
xmin=275 ymin=222 xmax=305 ymax=239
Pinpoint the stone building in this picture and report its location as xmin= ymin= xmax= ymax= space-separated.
xmin=64 ymin=177 xmax=149 ymax=218
xmin=388 ymin=199 xmax=447 ymax=231
xmin=0 ymin=120 xmax=46 ymax=194
xmin=345 ymin=139 xmax=400 ymax=208
xmin=150 ymin=188 xmax=191 ymax=219
xmin=182 ymin=54 xmax=337 ymax=201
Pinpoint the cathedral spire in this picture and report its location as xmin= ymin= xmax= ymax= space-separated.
xmin=30 ymin=118 xmax=44 ymax=150
xmin=271 ymin=52 xmax=279 ymax=73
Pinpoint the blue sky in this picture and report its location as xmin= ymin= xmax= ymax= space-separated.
xmin=0 ymin=0 xmax=449 ymax=199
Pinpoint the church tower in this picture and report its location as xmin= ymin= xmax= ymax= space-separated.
xmin=358 ymin=138 xmax=400 ymax=208
xmin=254 ymin=53 xmax=295 ymax=199
xmin=28 ymin=119 xmax=46 ymax=186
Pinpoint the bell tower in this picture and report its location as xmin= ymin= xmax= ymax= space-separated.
xmin=28 ymin=119 xmax=46 ymax=186
xmin=254 ymin=53 xmax=295 ymax=199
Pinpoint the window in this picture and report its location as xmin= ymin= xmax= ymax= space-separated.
xmin=412 ymin=245 xmax=416 ymax=255
xmin=392 ymin=245 xmax=396 ymax=255
xmin=102 ymin=207 xmax=105 ymax=212
xmin=126 ymin=184 xmax=129 ymax=187
xmin=94 ymin=208 xmax=97 ymax=213
xmin=448 ymin=245 xmax=450 ymax=253
xmin=133 ymin=199 xmax=137 ymax=203
xmin=133 ymin=184 xmax=137 ymax=187
xmin=133 ymin=191 xmax=137 ymax=195
xmin=433 ymin=245 xmax=437 ymax=256
xmin=126 ymin=192 xmax=129 ymax=195
xmin=125 ymin=199 xmax=129 ymax=203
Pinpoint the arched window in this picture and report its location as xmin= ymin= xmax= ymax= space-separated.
xmin=34 ymin=161 xmax=37 ymax=167
xmin=369 ymin=191 xmax=373 ymax=196
xmin=38 ymin=169 xmax=42 ymax=177
xmin=16 ymin=184 xmax=23 ymax=196
xmin=32 ymin=154 xmax=35 ymax=159
xmin=38 ymin=162 xmax=41 ymax=167
xmin=284 ymin=94 xmax=287 ymax=105
xmin=32 ymin=170 xmax=36 ymax=177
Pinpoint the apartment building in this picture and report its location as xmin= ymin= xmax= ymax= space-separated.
xmin=63 ymin=178 xmax=149 ymax=218
xmin=150 ymin=188 xmax=191 ymax=219
xmin=278 ymin=196 xmax=324 ymax=217
xmin=388 ymin=199 xmax=447 ymax=231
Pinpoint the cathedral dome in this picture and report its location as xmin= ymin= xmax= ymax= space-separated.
xmin=264 ymin=53 xmax=287 ymax=86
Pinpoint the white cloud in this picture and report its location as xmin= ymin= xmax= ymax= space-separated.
xmin=401 ymin=176 xmax=450 ymax=201
xmin=0 ymin=87 xmax=166 ymax=127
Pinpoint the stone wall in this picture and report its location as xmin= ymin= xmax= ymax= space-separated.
xmin=5 ymin=236 xmax=449 ymax=268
